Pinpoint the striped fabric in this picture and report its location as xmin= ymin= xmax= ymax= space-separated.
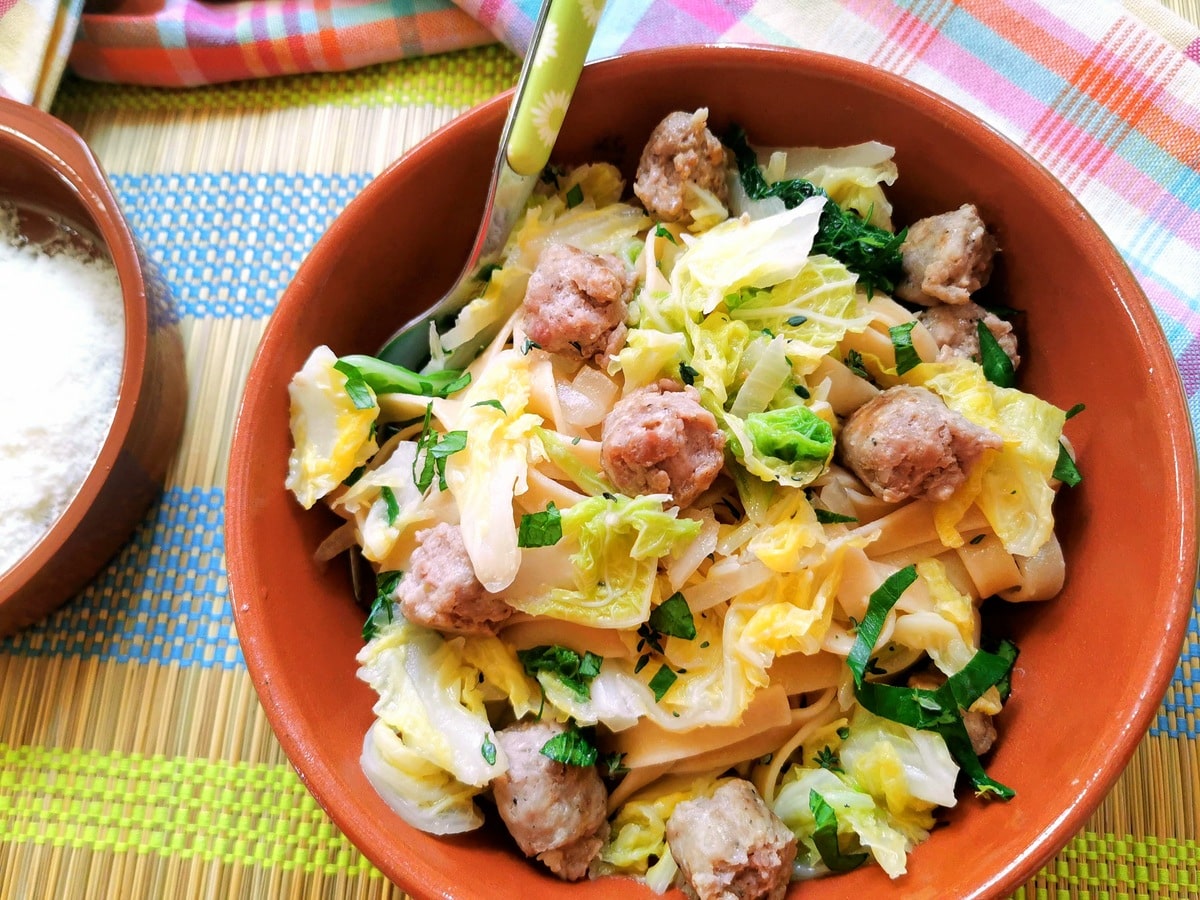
xmin=1 ymin=2 xmax=1198 ymax=899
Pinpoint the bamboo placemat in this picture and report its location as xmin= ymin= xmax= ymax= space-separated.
xmin=2 ymin=4 xmax=1198 ymax=898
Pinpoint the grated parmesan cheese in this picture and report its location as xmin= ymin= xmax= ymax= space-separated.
xmin=0 ymin=202 xmax=125 ymax=577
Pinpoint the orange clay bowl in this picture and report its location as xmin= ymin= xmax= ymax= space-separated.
xmin=226 ymin=46 xmax=1197 ymax=899
xmin=0 ymin=98 xmax=186 ymax=637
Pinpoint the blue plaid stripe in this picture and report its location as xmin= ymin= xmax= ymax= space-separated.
xmin=111 ymin=172 xmax=373 ymax=319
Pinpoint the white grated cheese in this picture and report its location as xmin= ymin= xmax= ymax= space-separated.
xmin=0 ymin=202 xmax=125 ymax=577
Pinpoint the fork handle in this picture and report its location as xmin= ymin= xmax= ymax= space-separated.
xmin=506 ymin=0 xmax=607 ymax=177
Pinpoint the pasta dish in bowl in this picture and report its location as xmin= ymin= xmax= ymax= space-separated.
xmin=226 ymin=46 xmax=1196 ymax=900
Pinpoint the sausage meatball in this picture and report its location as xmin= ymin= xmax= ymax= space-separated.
xmin=666 ymin=779 xmax=796 ymax=900
xmin=896 ymin=204 xmax=997 ymax=306
xmin=909 ymin=671 xmax=998 ymax=756
xmin=840 ymin=385 xmax=1001 ymax=503
xmin=634 ymin=108 xmax=729 ymax=224
xmin=491 ymin=719 xmax=609 ymax=881
xmin=600 ymin=380 xmax=726 ymax=508
xmin=395 ymin=522 xmax=511 ymax=635
xmin=917 ymin=300 xmax=1020 ymax=368
xmin=523 ymin=243 xmax=632 ymax=361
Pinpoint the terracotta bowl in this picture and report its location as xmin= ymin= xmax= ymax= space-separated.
xmin=0 ymin=98 xmax=186 ymax=637
xmin=226 ymin=46 xmax=1197 ymax=899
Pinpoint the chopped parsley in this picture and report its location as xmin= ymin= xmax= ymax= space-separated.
xmin=472 ymin=399 xmax=506 ymax=413
xmin=363 ymin=571 xmax=403 ymax=641
xmin=976 ymin=320 xmax=1015 ymax=388
xmin=654 ymin=223 xmax=678 ymax=244
xmin=521 ymin=337 xmax=541 ymax=355
xmin=889 ymin=321 xmax=922 ymax=375
xmin=815 ymin=508 xmax=857 ymax=525
xmin=333 ymin=359 xmax=376 ymax=409
xmin=565 ymin=183 xmax=585 ymax=208
xmin=1053 ymin=442 xmax=1082 ymax=487
xmin=412 ymin=405 xmax=467 ymax=493
xmin=380 ymin=486 xmax=400 ymax=525
xmin=647 ymin=664 xmax=678 ymax=702
xmin=679 ymin=363 xmax=699 ymax=386
xmin=518 ymin=502 xmax=563 ymax=548
xmin=647 ymin=592 xmax=697 ymax=641
xmin=481 ymin=735 xmax=497 ymax=765
xmin=540 ymin=724 xmax=598 ymax=767
xmin=517 ymin=645 xmax=603 ymax=701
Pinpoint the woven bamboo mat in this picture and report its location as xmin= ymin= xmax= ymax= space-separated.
xmin=2 ymin=6 xmax=1199 ymax=898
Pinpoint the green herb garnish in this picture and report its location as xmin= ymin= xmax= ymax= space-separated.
xmin=380 ymin=486 xmax=400 ymax=525
xmin=333 ymin=359 xmax=376 ymax=409
xmin=815 ymin=508 xmax=857 ymax=525
xmin=517 ymin=645 xmax=603 ymax=701
xmin=1064 ymin=402 xmax=1085 ymax=420
xmin=481 ymin=735 xmax=497 ymax=765
xmin=654 ymin=223 xmax=677 ymax=244
xmin=889 ymin=321 xmax=922 ymax=375
xmin=412 ymin=405 xmax=468 ymax=493
xmin=565 ymin=183 xmax=584 ymax=208
xmin=647 ymin=664 xmax=678 ymax=702
xmin=518 ymin=502 xmax=563 ymax=548
xmin=815 ymin=745 xmax=843 ymax=773
xmin=472 ymin=399 xmax=506 ymax=413
xmin=1053 ymin=442 xmax=1082 ymax=486
xmin=647 ymin=592 xmax=697 ymax=641
xmin=363 ymin=571 xmax=403 ymax=641
xmin=540 ymin=724 xmax=599 ymax=767
xmin=679 ymin=363 xmax=699 ymax=386
xmin=976 ymin=321 xmax=1015 ymax=388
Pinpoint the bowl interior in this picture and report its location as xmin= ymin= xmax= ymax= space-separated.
xmin=227 ymin=46 xmax=1197 ymax=900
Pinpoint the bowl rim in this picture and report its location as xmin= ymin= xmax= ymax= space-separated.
xmin=226 ymin=43 xmax=1199 ymax=899
xmin=0 ymin=99 xmax=151 ymax=606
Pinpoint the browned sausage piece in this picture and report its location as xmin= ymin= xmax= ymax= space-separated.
xmin=840 ymin=385 xmax=1001 ymax=503
xmin=909 ymin=671 xmax=998 ymax=756
xmin=600 ymin=380 xmax=726 ymax=509
xmin=523 ymin=243 xmax=632 ymax=361
xmin=917 ymin=301 xmax=1020 ymax=368
xmin=633 ymin=108 xmax=729 ymax=224
xmin=895 ymin=204 xmax=998 ymax=306
xmin=395 ymin=522 xmax=512 ymax=635
xmin=491 ymin=719 xmax=609 ymax=881
xmin=665 ymin=779 xmax=797 ymax=900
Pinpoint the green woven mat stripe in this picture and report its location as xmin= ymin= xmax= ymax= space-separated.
xmin=51 ymin=45 xmax=521 ymax=116
xmin=0 ymin=744 xmax=380 ymax=876
xmin=2 ymin=745 xmax=1197 ymax=888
